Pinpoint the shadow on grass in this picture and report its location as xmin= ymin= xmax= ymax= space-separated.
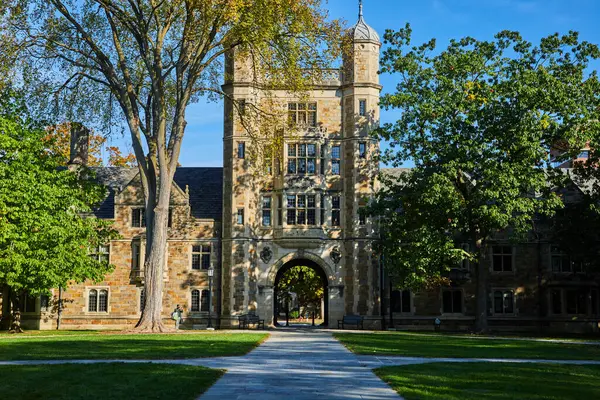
xmin=375 ymin=362 xmax=600 ymax=400
xmin=334 ymin=332 xmax=600 ymax=360
xmin=0 ymin=333 xmax=268 ymax=360
xmin=0 ymin=363 xmax=223 ymax=400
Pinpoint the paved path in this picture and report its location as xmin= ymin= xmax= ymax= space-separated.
xmin=195 ymin=329 xmax=402 ymax=400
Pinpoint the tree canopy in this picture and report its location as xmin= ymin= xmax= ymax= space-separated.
xmin=44 ymin=123 xmax=137 ymax=167
xmin=277 ymin=266 xmax=324 ymax=314
xmin=374 ymin=25 xmax=600 ymax=331
xmin=0 ymin=94 xmax=117 ymax=332
xmin=2 ymin=0 xmax=344 ymax=331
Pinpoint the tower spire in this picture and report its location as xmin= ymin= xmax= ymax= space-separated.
xmin=359 ymin=0 xmax=363 ymax=18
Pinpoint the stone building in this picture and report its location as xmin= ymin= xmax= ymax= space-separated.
xmin=0 ymin=3 xmax=385 ymax=331
xmin=2 ymin=3 xmax=599 ymax=333
xmin=383 ymin=169 xmax=600 ymax=334
xmin=218 ymin=3 xmax=382 ymax=328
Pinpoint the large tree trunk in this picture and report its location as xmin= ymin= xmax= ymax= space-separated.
xmin=474 ymin=244 xmax=489 ymax=333
xmin=9 ymin=290 xmax=24 ymax=333
xmin=134 ymin=168 xmax=174 ymax=332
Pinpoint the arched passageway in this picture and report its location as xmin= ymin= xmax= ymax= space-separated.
xmin=273 ymin=258 xmax=329 ymax=327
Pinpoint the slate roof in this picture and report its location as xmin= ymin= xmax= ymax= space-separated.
xmin=90 ymin=167 xmax=223 ymax=221
xmin=91 ymin=167 xmax=138 ymax=219
xmin=173 ymin=168 xmax=223 ymax=220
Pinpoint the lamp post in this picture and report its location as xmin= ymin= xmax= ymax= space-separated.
xmin=207 ymin=267 xmax=214 ymax=329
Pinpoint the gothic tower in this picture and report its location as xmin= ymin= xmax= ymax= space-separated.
xmin=220 ymin=2 xmax=381 ymax=328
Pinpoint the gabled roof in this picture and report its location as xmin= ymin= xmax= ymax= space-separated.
xmin=91 ymin=167 xmax=138 ymax=219
xmin=90 ymin=167 xmax=223 ymax=221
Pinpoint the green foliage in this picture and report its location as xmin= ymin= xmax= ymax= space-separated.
xmin=373 ymin=26 xmax=600 ymax=292
xmin=277 ymin=266 xmax=324 ymax=311
xmin=0 ymin=102 xmax=117 ymax=297
xmin=376 ymin=363 xmax=600 ymax=400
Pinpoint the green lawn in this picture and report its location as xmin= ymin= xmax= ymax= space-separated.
xmin=0 ymin=329 xmax=104 ymax=337
xmin=0 ymin=363 xmax=223 ymax=400
xmin=0 ymin=332 xmax=267 ymax=360
xmin=375 ymin=362 xmax=600 ymax=400
xmin=334 ymin=332 xmax=600 ymax=360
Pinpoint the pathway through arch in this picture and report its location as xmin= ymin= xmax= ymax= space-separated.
xmin=197 ymin=329 xmax=402 ymax=399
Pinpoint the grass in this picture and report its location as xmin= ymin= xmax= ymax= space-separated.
xmin=0 ymin=329 xmax=104 ymax=337
xmin=0 ymin=332 xmax=268 ymax=360
xmin=0 ymin=363 xmax=223 ymax=400
xmin=375 ymin=362 xmax=600 ymax=400
xmin=334 ymin=332 xmax=600 ymax=360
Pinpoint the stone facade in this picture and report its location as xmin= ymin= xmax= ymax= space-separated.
xmin=2 ymin=169 xmax=222 ymax=331
xmin=219 ymin=14 xmax=382 ymax=328
xmin=385 ymin=184 xmax=600 ymax=334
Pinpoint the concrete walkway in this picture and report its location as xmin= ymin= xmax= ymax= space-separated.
xmin=195 ymin=329 xmax=402 ymax=400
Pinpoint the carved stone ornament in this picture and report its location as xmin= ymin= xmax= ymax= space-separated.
xmin=330 ymin=246 xmax=342 ymax=264
xmin=260 ymin=246 xmax=273 ymax=264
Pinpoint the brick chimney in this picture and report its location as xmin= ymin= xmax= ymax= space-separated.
xmin=68 ymin=123 xmax=90 ymax=167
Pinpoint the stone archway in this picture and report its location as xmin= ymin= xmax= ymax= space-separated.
xmin=270 ymin=253 xmax=332 ymax=327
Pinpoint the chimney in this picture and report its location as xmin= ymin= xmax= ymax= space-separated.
xmin=68 ymin=123 xmax=90 ymax=167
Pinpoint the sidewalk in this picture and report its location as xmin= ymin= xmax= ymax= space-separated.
xmin=195 ymin=329 xmax=402 ymax=399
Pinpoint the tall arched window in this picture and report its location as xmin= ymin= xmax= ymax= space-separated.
xmin=98 ymin=290 xmax=108 ymax=312
xmin=201 ymin=290 xmax=210 ymax=312
xmin=88 ymin=290 xmax=98 ymax=312
xmin=191 ymin=290 xmax=200 ymax=312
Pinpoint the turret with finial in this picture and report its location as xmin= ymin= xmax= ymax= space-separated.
xmin=352 ymin=0 xmax=380 ymax=43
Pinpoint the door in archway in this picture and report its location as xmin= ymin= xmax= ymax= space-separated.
xmin=273 ymin=259 xmax=329 ymax=327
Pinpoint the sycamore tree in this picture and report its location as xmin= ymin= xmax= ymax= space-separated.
xmin=375 ymin=25 xmax=600 ymax=331
xmin=3 ymin=0 xmax=343 ymax=331
xmin=0 ymin=93 xmax=117 ymax=332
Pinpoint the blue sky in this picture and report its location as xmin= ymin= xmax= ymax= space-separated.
xmin=107 ymin=0 xmax=600 ymax=167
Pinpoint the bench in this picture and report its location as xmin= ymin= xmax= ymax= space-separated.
xmin=338 ymin=315 xmax=364 ymax=330
xmin=238 ymin=312 xmax=265 ymax=329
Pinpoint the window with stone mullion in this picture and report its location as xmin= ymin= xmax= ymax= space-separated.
xmin=90 ymin=244 xmax=110 ymax=263
xmin=493 ymin=290 xmax=514 ymax=314
xmin=287 ymin=194 xmax=316 ymax=226
xmin=262 ymin=196 xmax=272 ymax=226
xmin=287 ymin=143 xmax=316 ymax=175
xmin=492 ymin=246 xmax=512 ymax=272
xmin=192 ymin=245 xmax=211 ymax=270
xmin=288 ymin=102 xmax=317 ymax=127
xmin=551 ymin=245 xmax=583 ymax=273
